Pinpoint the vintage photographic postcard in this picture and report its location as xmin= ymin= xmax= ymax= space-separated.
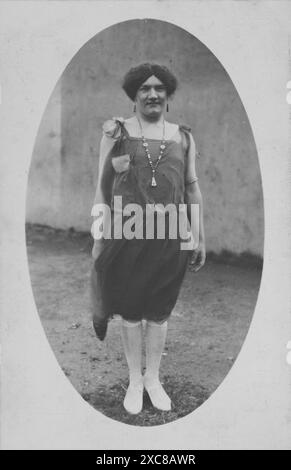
xmin=0 ymin=0 xmax=290 ymax=450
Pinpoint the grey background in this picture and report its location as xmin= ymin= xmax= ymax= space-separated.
xmin=26 ymin=19 xmax=264 ymax=257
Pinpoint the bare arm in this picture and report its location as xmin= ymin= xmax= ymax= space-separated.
xmin=91 ymin=134 xmax=115 ymax=259
xmin=185 ymin=181 xmax=205 ymax=245
xmin=184 ymin=132 xmax=206 ymax=272
xmin=93 ymin=135 xmax=116 ymax=205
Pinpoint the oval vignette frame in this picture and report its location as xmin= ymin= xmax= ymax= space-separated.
xmin=25 ymin=18 xmax=264 ymax=426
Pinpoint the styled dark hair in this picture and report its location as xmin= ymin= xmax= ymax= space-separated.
xmin=122 ymin=63 xmax=178 ymax=101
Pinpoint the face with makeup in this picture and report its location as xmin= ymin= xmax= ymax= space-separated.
xmin=134 ymin=75 xmax=168 ymax=121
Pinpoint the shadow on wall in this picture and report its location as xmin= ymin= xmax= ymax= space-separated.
xmin=26 ymin=19 xmax=264 ymax=258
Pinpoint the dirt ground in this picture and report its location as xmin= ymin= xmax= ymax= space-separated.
xmin=26 ymin=223 xmax=262 ymax=426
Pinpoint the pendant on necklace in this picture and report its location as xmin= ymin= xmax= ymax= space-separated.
xmin=137 ymin=116 xmax=165 ymax=189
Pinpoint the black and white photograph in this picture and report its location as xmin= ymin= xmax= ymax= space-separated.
xmin=25 ymin=18 xmax=263 ymax=426
xmin=1 ymin=0 xmax=290 ymax=450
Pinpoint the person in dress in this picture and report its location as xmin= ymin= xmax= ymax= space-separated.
xmin=91 ymin=63 xmax=206 ymax=414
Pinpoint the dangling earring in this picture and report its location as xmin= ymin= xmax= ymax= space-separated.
xmin=133 ymin=103 xmax=136 ymax=113
xmin=166 ymin=102 xmax=169 ymax=112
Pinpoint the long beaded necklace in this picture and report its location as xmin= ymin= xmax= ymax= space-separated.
xmin=137 ymin=116 xmax=166 ymax=187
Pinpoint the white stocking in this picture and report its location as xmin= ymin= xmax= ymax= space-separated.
xmin=121 ymin=319 xmax=143 ymax=385
xmin=144 ymin=320 xmax=171 ymax=411
xmin=121 ymin=319 xmax=143 ymax=414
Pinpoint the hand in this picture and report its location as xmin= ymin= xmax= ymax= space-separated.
xmin=189 ymin=242 xmax=206 ymax=272
xmin=92 ymin=240 xmax=103 ymax=260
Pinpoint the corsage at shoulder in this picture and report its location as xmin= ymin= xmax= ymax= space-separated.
xmin=102 ymin=117 xmax=125 ymax=140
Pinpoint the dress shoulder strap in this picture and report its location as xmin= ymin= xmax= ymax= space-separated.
xmin=179 ymin=124 xmax=191 ymax=134
xmin=114 ymin=118 xmax=131 ymax=140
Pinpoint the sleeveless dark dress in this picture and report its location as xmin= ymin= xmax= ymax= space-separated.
xmin=94 ymin=123 xmax=191 ymax=323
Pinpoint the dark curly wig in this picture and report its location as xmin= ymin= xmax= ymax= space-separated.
xmin=122 ymin=63 xmax=178 ymax=101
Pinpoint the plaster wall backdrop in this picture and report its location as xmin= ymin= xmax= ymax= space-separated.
xmin=26 ymin=19 xmax=264 ymax=256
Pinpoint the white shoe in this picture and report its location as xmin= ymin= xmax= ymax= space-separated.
xmin=144 ymin=377 xmax=171 ymax=411
xmin=123 ymin=382 xmax=144 ymax=414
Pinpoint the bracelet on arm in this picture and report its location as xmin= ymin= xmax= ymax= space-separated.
xmin=185 ymin=176 xmax=199 ymax=185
